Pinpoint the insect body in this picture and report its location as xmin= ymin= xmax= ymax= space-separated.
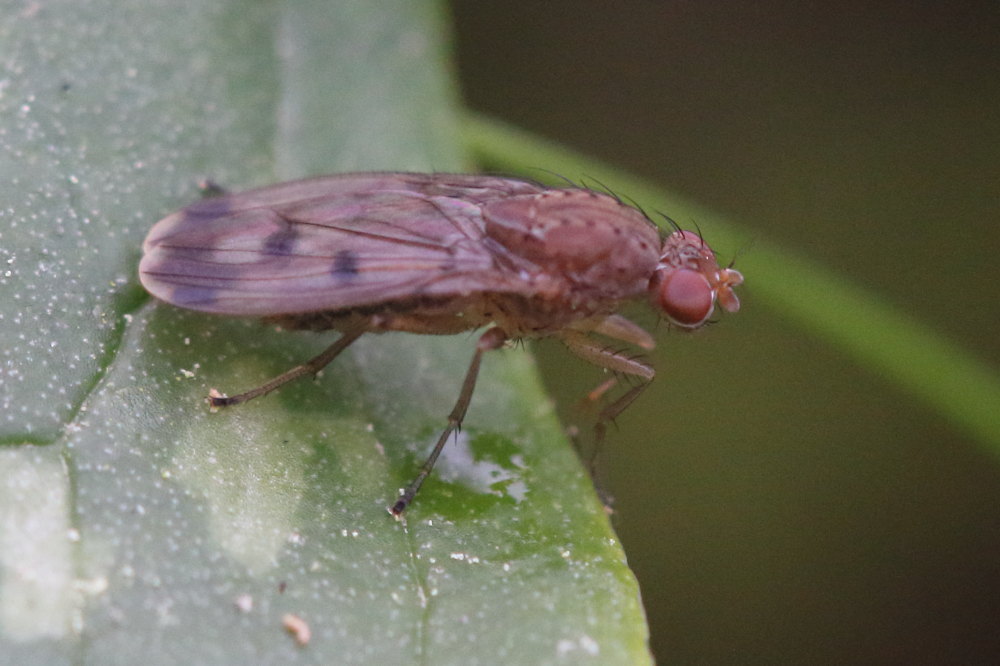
xmin=139 ymin=172 xmax=743 ymax=515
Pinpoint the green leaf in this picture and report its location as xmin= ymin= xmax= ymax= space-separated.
xmin=0 ymin=2 xmax=650 ymax=664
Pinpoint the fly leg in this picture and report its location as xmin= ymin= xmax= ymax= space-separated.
xmin=391 ymin=327 xmax=508 ymax=516
xmin=566 ymin=377 xmax=618 ymax=460
xmin=557 ymin=330 xmax=655 ymax=496
xmin=209 ymin=327 xmax=365 ymax=407
xmin=592 ymin=380 xmax=652 ymax=455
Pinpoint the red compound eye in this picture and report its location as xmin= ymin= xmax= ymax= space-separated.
xmin=655 ymin=268 xmax=714 ymax=328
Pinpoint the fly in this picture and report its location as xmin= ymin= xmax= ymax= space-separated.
xmin=138 ymin=172 xmax=743 ymax=515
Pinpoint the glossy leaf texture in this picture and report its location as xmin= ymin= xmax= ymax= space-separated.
xmin=0 ymin=1 xmax=650 ymax=664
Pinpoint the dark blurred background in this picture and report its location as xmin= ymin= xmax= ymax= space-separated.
xmin=452 ymin=1 xmax=1000 ymax=662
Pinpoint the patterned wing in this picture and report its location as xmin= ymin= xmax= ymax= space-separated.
xmin=139 ymin=173 xmax=546 ymax=315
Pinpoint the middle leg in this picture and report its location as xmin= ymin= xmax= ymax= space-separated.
xmin=390 ymin=327 xmax=509 ymax=516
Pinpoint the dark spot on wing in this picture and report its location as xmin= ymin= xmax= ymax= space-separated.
xmin=332 ymin=249 xmax=359 ymax=281
xmin=264 ymin=225 xmax=299 ymax=256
